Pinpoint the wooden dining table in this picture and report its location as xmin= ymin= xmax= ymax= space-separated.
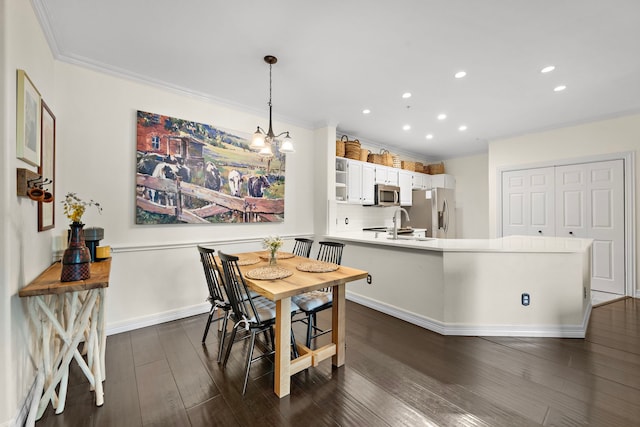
xmin=230 ymin=251 xmax=368 ymax=398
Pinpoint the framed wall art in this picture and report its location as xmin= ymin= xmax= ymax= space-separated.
xmin=16 ymin=69 xmax=42 ymax=166
xmin=136 ymin=110 xmax=286 ymax=225
xmin=38 ymin=101 xmax=56 ymax=231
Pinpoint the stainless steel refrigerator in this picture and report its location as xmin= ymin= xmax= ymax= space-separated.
xmin=402 ymin=188 xmax=456 ymax=238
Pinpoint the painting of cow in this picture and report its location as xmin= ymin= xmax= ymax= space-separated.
xmin=248 ymin=175 xmax=270 ymax=197
xmin=136 ymin=110 xmax=286 ymax=224
xmin=204 ymin=162 xmax=223 ymax=191
xmin=227 ymin=170 xmax=243 ymax=197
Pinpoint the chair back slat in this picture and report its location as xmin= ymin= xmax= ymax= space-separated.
xmin=292 ymin=238 xmax=314 ymax=258
xmin=316 ymin=241 xmax=345 ymax=265
xmin=218 ymin=251 xmax=262 ymax=325
xmin=197 ymin=245 xmax=226 ymax=303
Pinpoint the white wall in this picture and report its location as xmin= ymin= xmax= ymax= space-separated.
xmin=444 ymin=153 xmax=490 ymax=238
xmin=2 ymin=0 xmax=59 ymax=425
xmin=1 ymin=2 xmax=317 ymax=424
xmin=488 ymin=113 xmax=640 ymax=293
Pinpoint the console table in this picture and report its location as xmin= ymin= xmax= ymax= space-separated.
xmin=19 ymin=259 xmax=110 ymax=420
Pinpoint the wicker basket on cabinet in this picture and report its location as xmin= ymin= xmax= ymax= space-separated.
xmin=401 ymin=161 xmax=416 ymax=171
xmin=392 ymin=154 xmax=401 ymax=168
xmin=427 ymin=162 xmax=445 ymax=174
xmin=367 ymin=153 xmax=383 ymax=164
xmin=380 ymin=149 xmax=393 ymax=167
xmin=336 ymin=135 xmax=346 ymax=157
xmin=344 ymin=138 xmax=362 ymax=160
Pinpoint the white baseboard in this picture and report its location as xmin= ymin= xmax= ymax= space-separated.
xmin=106 ymin=302 xmax=209 ymax=336
xmin=346 ymin=291 xmax=591 ymax=338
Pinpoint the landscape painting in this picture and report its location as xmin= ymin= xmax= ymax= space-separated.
xmin=136 ymin=110 xmax=285 ymax=224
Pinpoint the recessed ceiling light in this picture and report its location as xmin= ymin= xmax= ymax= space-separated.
xmin=437 ymin=113 xmax=447 ymax=120
xmin=459 ymin=125 xmax=467 ymax=131
xmin=425 ymin=134 xmax=434 ymax=140
xmin=541 ymin=65 xmax=556 ymax=73
xmin=402 ymin=92 xmax=412 ymax=99
xmin=403 ymin=124 xmax=411 ymax=131
xmin=362 ymin=109 xmax=371 ymax=114
xmin=554 ymin=85 xmax=567 ymax=92
xmin=454 ymin=71 xmax=467 ymax=79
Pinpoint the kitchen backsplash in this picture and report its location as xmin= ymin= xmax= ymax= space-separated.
xmin=334 ymin=204 xmax=396 ymax=232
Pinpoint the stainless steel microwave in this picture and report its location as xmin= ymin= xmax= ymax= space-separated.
xmin=373 ymin=184 xmax=400 ymax=206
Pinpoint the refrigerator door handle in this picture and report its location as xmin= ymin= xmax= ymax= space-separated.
xmin=443 ymin=199 xmax=449 ymax=233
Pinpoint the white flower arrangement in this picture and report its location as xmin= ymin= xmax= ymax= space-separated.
xmin=262 ymin=235 xmax=283 ymax=254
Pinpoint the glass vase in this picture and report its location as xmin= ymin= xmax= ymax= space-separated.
xmin=269 ymin=249 xmax=277 ymax=266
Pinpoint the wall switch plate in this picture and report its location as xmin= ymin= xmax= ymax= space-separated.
xmin=521 ymin=293 xmax=530 ymax=306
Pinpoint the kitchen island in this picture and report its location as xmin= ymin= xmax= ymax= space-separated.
xmin=326 ymin=233 xmax=592 ymax=337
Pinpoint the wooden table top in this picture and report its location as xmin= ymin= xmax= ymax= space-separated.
xmin=19 ymin=259 xmax=112 ymax=297
xmin=228 ymin=251 xmax=368 ymax=301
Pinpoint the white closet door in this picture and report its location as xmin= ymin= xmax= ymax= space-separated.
xmin=555 ymin=160 xmax=625 ymax=294
xmin=502 ymin=167 xmax=555 ymax=236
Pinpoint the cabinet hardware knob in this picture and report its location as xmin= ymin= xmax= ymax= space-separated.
xmin=569 ymin=231 xmax=573 ymax=235
xmin=538 ymin=230 xmax=542 ymax=234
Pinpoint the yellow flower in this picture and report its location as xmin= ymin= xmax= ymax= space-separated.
xmin=62 ymin=192 xmax=102 ymax=224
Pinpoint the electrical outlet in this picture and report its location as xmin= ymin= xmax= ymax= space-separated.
xmin=367 ymin=274 xmax=372 ymax=284
xmin=345 ymin=217 xmax=349 ymax=225
xmin=521 ymin=293 xmax=530 ymax=306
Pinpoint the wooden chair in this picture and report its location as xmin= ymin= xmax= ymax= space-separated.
xmin=217 ymin=251 xmax=300 ymax=394
xmin=292 ymin=238 xmax=314 ymax=258
xmin=197 ymin=246 xmax=230 ymax=363
xmin=292 ymin=241 xmax=345 ymax=348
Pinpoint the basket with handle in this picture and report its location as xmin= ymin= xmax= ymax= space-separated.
xmin=344 ymin=138 xmax=362 ymax=160
xmin=336 ymin=135 xmax=347 ymax=157
xmin=359 ymin=148 xmax=370 ymax=162
xmin=380 ymin=149 xmax=393 ymax=167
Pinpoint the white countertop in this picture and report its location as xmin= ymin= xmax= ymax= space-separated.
xmin=325 ymin=231 xmax=592 ymax=253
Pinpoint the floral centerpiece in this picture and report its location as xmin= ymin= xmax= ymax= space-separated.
xmin=262 ymin=235 xmax=283 ymax=266
xmin=60 ymin=193 xmax=102 ymax=282
xmin=62 ymin=192 xmax=102 ymax=224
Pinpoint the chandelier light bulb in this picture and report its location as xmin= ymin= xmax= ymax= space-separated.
xmin=250 ymin=129 xmax=266 ymax=149
xmin=279 ymin=134 xmax=295 ymax=153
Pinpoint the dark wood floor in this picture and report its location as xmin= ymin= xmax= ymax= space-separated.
xmin=36 ymin=298 xmax=640 ymax=426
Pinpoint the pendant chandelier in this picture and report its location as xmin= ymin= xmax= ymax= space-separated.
xmin=250 ymin=55 xmax=294 ymax=156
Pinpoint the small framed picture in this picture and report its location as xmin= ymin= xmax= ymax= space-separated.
xmin=38 ymin=101 xmax=56 ymax=231
xmin=16 ymin=69 xmax=41 ymax=166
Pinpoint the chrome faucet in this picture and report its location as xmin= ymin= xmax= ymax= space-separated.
xmin=392 ymin=207 xmax=410 ymax=240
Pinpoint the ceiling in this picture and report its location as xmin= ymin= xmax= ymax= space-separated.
xmin=33 ymin=0 xmax=640 ymax=159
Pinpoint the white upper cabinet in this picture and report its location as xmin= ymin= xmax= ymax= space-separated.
xmin=345 ymin=159 xmax=375 ymax=205
xmin=399 ymin=170 xmax=413 ymax=206
xmin=362 ymin=163 xmax=375 ymax=204
xmin=374 ymin=165 xmax=399 ymax=186
xmin=430 ymin=173 xmax=456 ymax=189
xmin=412 ymin=172 xmax=432 ymax=190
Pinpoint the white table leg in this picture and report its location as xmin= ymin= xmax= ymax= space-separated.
xmin=97 ymin=288 xmax=106 ymax=381
xmin=37 ymin=291 xmax=98 ymax=417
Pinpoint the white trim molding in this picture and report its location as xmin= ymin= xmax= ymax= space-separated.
xmin=106 ymin=302 xmax=209 ymax=336
xmin=347 ymin=291 xmax=592 ymax=338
